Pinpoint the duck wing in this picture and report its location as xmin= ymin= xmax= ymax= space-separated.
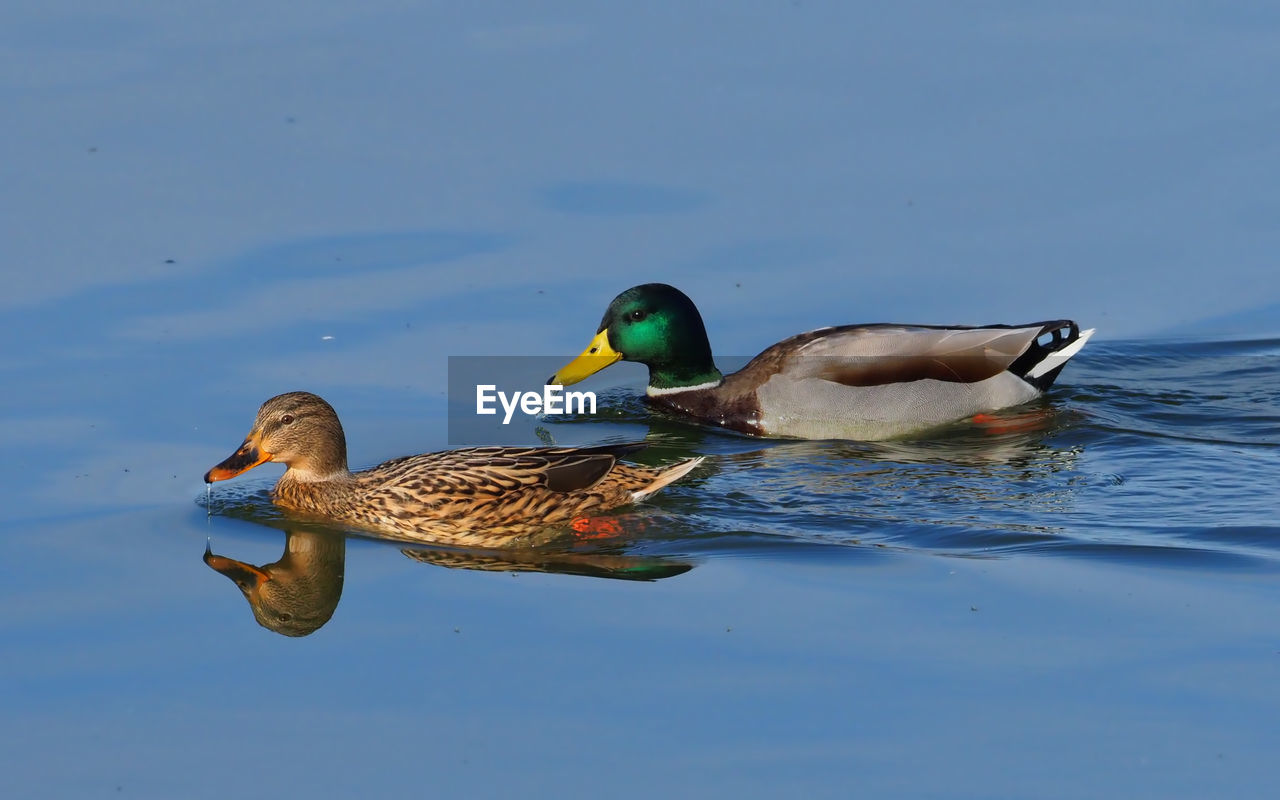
xmin=358 ymin=443 xmax=648 ymax=497
xmin=758 ymin=321 xmax=1085 ymax=389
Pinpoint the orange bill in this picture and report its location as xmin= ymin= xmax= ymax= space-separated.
xmin=204 ymin=434 xmax=271 ymax=483
xmin=203 ymin=546 xmax=271 ymax=589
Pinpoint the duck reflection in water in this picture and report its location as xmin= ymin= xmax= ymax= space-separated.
xmin=205 ymin=525 xmax=692 ymax=637
xmin=399 ymin=542 xmax=693 ymax=581
xmin=204 ymin=529 xmax=346 ymax=637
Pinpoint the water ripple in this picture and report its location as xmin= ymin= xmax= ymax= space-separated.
xmin=597 ymin=337 xmax=1280 ymax=570
xmin=202 ymin=338 xmax=1280 ymax=574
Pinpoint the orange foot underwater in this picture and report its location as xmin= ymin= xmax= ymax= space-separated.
xmin=971 ymin=408 xmax=1057 ymax=435
xmin=570 ymin=514 xmax=657 ymax=540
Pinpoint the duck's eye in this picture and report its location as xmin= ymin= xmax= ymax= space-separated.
xmin=278 ymin=613 xmax=292 ymax=622
xmin=629 ymin=309 xmax=647 ymax=322
xmin=280 ymin=414 xmax=295 ymax=425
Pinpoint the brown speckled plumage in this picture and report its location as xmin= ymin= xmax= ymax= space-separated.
xmin=205 ymin=392 xmax=702 ymax=547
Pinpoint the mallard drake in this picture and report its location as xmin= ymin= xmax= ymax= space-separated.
xmin=548 ymin=283 xmax=1094 ymax=440
xmin=204 ymin=392 xmax=702 ymax=547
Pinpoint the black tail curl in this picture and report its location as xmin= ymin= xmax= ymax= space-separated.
xmin=1007 ymin=320 xmax=1083 ymax=391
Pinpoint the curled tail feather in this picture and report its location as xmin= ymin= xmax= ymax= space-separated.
xmin=632 ymin=457 xmax=705 ymax=502
xmin=1007 ymin=321 xmax=1095 ymax=390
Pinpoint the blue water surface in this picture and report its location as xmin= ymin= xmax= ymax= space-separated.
xmin=2 ymin=2 xmax=1278 ymax=798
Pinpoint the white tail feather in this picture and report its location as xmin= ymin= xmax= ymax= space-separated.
xmin=1027 ymin=328 xmax=1095 ymax=379
xmin=632 ymin=457 xmax=705 ymax=502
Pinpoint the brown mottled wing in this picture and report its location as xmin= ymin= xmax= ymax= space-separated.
xmin=356 ymin=443 xmax=646 ymax=499
xmin=542 ymin=455 xmax=619 ymax=492
xmin=756 ymin=324 xmax=1046 ymax=387
xmin=333 ymin=443 xmax=675 ymax=545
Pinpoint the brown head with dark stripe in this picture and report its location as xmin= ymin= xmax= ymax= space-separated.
xmin=204 ymin=392 xmax=350 ymax=483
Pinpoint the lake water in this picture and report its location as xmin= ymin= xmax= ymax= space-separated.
xmin=3 ymin=3 xmax=1279 ymax=798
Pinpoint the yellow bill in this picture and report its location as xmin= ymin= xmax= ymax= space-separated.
xmin=548 ymin=329 xmax=622 ymax=386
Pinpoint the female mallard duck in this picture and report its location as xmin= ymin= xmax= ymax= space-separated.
xmin=204 ymin=392 xmax=702 ymax=547
xmin=548 ymin=283 xmax=1094 ymax=440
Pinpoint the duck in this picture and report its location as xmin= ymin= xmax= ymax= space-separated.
xmin=204 ymin=392 xmax=702 ymax=547
xmin=548 ymin=283 xmax=1094 ymax=440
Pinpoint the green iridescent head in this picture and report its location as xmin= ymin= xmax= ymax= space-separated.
xmin=549 ymin=283 xmax=723 ymax=390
